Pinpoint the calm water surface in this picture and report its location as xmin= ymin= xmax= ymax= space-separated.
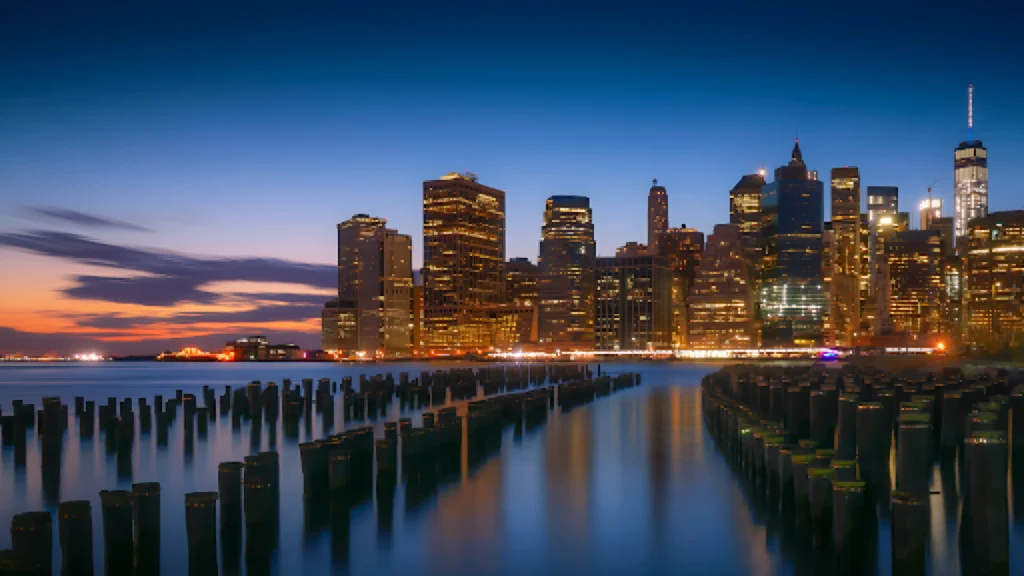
xmin=0 ymin=361 xmax=1017 ymax=575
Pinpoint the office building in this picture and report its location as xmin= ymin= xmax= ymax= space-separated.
xmin=869 ymin=212 xmax=908 ymax=334
xmin=858 ymin=214 xmax=873 ymax=335
xmin=648 ymin=180 xmax=669 ymax=252
xmin=867 ymin=186 xmax=899 ymax=227
xmin=964 ymin=211 xmax=1024 ymax=349
xmin=334 ymin=214 xmax=413 ymax=356
xmin=729 ymin=172 xmax=765 ymax=264
xmin=321 ymin=298 xmax=358 ymax=353
xmin=423 ymin=172 xmax=506 ymax=351
xmin=887 ymin=230 xmax=943 ymax=340
xmin=919 ymin=197 xmax=943 ymax=231
xmin=955 ymin=85 xmax=989 ymax=240
xmin=656 ymin=226 xmax=704 ymax=348
xmin=503 ymin=258 xmax=539 ymax=345
xmin=538 ymin=195 xmax=596 ymax=348
xmin=759 ymin=140 xmax=826 ymax=347
xmin=822 ymin=224 xmax=835 ymax=345
xmin=830 ymin=167 xmax=861 ymax=346
xmin=595 ymin=247 xmax=673 ymax=350
xmin=687 ymin=224 xmax=757 ymax=349
xmin=929 ymin=216 xmax=955 ymax=257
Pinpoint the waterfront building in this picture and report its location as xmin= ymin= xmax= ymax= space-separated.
xmin=887 ymin=230 xmax=943 ymax=340
xmin=648 ymin=180 xmax=669 ymax=252
xmin=655 ymin=226 xmax=704 ymax=348
xmin=857 ymin=213 xmax=873 ymax=336
xmin=869 ymin=212 xmax=908 ymax=335
xmin=830 ymin=167 xmax=861 ymax=347
xmin=538 ymin=195 xmax=596 ymax=348
xmin=334 ymin=214 xmax=413 ymax=356
xmin=321 ymin=298 xmax=358 ymax=353
xmin=759 ymin=140 xmax=826 ymax=347
xmin=595 ymin=245 xmax=673 ymax=350
xmin=964 ymin=210 xmax=1024 ymax=349
xmin=687 ymin=224 xmax=757 ymax=349
xmin=422 ymin=172 xmax=506 ymax=352
xmin=955 ymin=85 xmax=989 ymax=240
xmin=729 ymin=173 xmax=764 ymax=265
xmin=503 ymin=258 xmax=539 ymax=345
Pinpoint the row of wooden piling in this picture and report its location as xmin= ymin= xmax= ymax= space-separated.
xmin=702 ymin=364 xmax=1022 ymax=575
xmin=0 ymin=364 xmax=637 ymax=574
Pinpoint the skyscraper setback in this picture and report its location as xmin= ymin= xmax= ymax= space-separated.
xmin=538 ymin=196 xmax=596 ymax=347
xmin=648 ymin=179 xmax=669 ymax=252
xmin=955 ymin=85 xmax=989 ymax=240
xmin=422 ymin=172 xmax=506 ymax=351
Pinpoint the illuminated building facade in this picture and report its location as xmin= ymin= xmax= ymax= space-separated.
xmin=858 ymin=214 xmax=873 ymax=335
xmin=687 ymin=224 xmax=756 ymax=349
xmin=503 ymin=258 xmax=538 ymax=345
xmin=729 ymin=173 xmax=765 ymax=265
xmin=759 ymin=140 xmax=826 ymax=347
xmin=964 ymin=211 xmax=1024 ymax=349
xmin=321 ymin=298 xmax=358 ymax=352
xmin=887 ymin=230 xmax=942 ymax=339
xmin=955 ymin=140 xmax=989 ymax=241
xmin=538 ymin=195 xmax=596 ymax=348
xmin=869 ymin=212 xmax=908 ymax=335
xmin=423 ymin=172 xmax=506 ymax=351
xmin=830 ymin=167 xmax=861 ymax=346
xmin=822 ymin=224 xmax=835 ymax=345
xmin=919 ymin=197 xmax=943 ymax=231
xmin=595 ymin=246 xmax=673 ymax=350
xmin=335 ymin=214 xmax=413 ymax=356
xmin=867 ymin=186 xmax=898 ymax=228
xmin=930 ymin=216 xmax=955 ymax=257
xmin=655 ymin=227 xmax=704 ymax=348
xmin=648 ymin=180 xmax=669 ymax=252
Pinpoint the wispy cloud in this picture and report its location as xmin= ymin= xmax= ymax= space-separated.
xmin=0 ymin=230 xmax=336 ymax=307
xmin=25 ymin=207 xmax=153 ymax=233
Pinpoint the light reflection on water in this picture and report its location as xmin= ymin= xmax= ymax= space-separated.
xmin=1 ymin=361 xmax=1013 ymax=575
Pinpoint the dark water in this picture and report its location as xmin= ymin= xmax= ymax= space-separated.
xmin=0 ymin=361 xmax=1015 ymax=575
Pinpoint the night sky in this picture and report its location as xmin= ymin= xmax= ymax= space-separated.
xmin=2 ymin=1 xmax=1022 ymax=354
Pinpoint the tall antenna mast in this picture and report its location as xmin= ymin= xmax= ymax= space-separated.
xmin=968 ymin=84 xmax=974 ymax=141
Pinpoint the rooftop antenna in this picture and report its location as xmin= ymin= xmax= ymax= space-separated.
xmin=968 ymin=84 xmax=974 ymax=142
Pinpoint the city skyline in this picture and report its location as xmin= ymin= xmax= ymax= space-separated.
xmin=2 ymin=1 xmax=1023 ymax=354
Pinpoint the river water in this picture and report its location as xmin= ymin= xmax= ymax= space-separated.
xmin=0 ymin=361 xmax=1018 ymax=575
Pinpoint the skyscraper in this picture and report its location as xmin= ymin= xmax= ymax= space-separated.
xmin=830 ymin=167 xmax=861 ymax=346
xmin=964 ymin=210 xmax=1024 ymax=349
xmin=423 ymin=172 xmax=506 ymax=351
xmin=648 ymin=179 xmax=669 ymax=252
xmin=687 ymin=224 xmax=757 ymax=349
xmin=332 ymin=214 xmax=413 ymax=356
xmin=729 ymin=172 xmax=765 ymax=265
xmin=867 ymin=186 xmax=899 ymax=291
xmin=655 ymin=226 xmax=704 ymax=348
xmin=955 ymin=85 xmax=989 ymax=240
xmin=595 ymin=244 xmax=673 ymax=350
xmin=759 ymin=140 xmax=826 ymax=347
xmin=538 ymin=195 xmax=596 ymax=347
xmin=887 ymin=230 xmax=942 ymax=340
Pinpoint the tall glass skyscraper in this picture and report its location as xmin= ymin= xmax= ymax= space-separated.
xmin=538 ymin=195 xmax=596 ymax=347
xmin=647 ymin=179 xmax=668 ymax=252
xmin=955 ymin=140 xmax=988 ymax=240
xmin=759 ymin=140 xmax=826 ymax=347
xmin=830 ymin=167 xmax=860 ymax=346
xmin=729 ymin=172 xmax=765 ymax=265
xmin=955 ymin=84 xmax=989 ymax=241
xmin=422 ymin=172 xmax=506 ymax=351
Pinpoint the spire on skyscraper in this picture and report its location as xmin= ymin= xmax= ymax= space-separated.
xmin=791 ymin=139 xmax=803 ymax=165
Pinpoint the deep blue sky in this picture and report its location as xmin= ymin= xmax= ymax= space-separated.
xmin=1 ymin=0 xmax=1023 ymax=352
